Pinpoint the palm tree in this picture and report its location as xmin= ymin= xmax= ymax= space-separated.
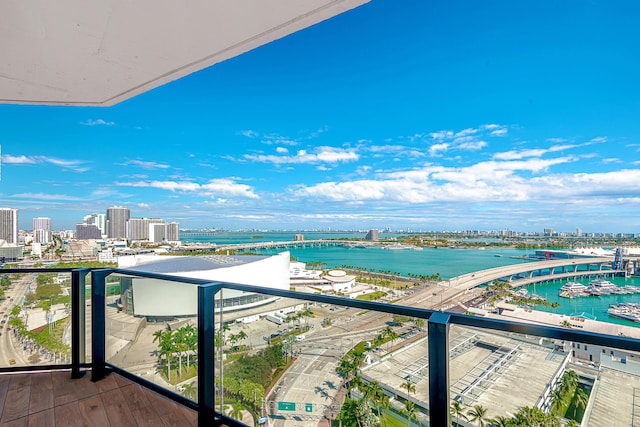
xmin=400 ymin=381 xmax=415 ymax=397
xmin=236 ymin=330 xmax=248 ymax=344
xmin=412 ymin=317 xmax=425 ymax=331
xmin=467 ymin=404 xmax=488 ymax=427
xmin=450 ymin=401 xmax=468 ymax=427
xmin=183 ymin=323 xmax=197 ymax=370
xmin=487 ymin=415 xmax=510 ymax=427
xmin=181 ymin=381 xmax=197 ymax=400
xmin=229 ymin=402 xmax=244 ymax=421
xmin=550 ymin=301 xmax=560 ymax=313
xmin=572 ymin=387 xmax=589 ymax=419
xmin=562 ymin=370 xmax=579 ymax=393
xmin=550 ymin=387 xmax=564 ymax=415
xmin=402 ymin=400 xmax=417 ymax=427
xmin=362 ymin=381 xmax=386 ymax=426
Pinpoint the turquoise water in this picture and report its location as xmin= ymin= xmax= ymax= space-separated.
xmin=181 ymin=231 xmax=640 ymax=327
xmin=256 ymin=245 xmax=532 ymax=279
xmin=524 ymin=277 xmax=640 ymax=327
xmin=181 ymin=232 xmax=533 ymax=278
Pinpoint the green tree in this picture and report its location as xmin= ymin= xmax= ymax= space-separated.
xmin=562 ymin=370 xmax=579 ymax=393
xmin=400 ymin=381 xmax=415 ymax=397
xmin=550 ymin=387 xmax=564 ymax=415
xmin=467 ymin=404 xmax=488 ymax=427
xmin=181 ymin=381 xmax=197 ymax=400
xmin=450 ymin=401 xmax=468 ymax=427
xmin=229 ymin=402 xmax=245 ymax=421
xmin=572 ymin=388 xmax=589 ymax=419
xmin=487 ymin=415 xmax=511 ymax=427
xmin=402 ymin=401 xmax=417 ymax=427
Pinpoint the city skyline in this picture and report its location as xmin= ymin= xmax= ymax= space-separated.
xmin=1 ymin=1 xmax=639 ymax=232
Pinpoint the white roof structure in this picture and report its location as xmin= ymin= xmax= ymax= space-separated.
xmin=0 ymin=0 xmax=369 ymax=106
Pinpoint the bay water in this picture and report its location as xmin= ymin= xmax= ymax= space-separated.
xmin=181 ymin=231 xmax=640 ymax=327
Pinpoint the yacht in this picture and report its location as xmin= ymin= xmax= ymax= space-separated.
xmin=587 ymin=279 xmax=618 ymax=295
xmin=608 ymin=303 xmax=640 ymax=323
xmin=559 ymin=282 xmax=589 ymax=298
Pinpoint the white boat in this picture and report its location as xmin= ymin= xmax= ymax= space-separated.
xmin=608 ymin=303 xmax=640 ymax=322
xmin=560 ymin=282 xmax=588 ymax=292
xmin=588 ymin=279 xmax=618 ymax=295
xmin=559 ymin=282 xmax=589 ymax=298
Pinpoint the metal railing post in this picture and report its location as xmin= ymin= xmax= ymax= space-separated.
xmin=428 ymin=311 xmax=451 ymax=427
xmin=91 ymin=269 xmax=111 ymax=382
xmin=198 ymin=284 xmax=217 ymax=426
xmin=71 ymin=268 xmax=89 ymax=379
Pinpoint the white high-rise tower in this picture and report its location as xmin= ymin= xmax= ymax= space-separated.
xmin=33 ymin=217 xmax=52 ymax=244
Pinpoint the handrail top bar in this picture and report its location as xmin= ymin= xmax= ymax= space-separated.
xmin=112 ymin=268 xmax=214 ymax=285
xmin=0 ymin=267 xmax=91 ymax=273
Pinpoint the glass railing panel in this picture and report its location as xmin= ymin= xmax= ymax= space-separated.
xmin=563 ymin=336 xmax=640 ymax=427
xmin=0 ymin=271 xmax=72 ymax=368
xmin=449 ymin=322 xmax=640 ymax=427
xmin=214 ymin=289 xmax=429 ymax=427
xmin=104 ymin=273 xmax=198 ymax=401
xmin=449 ymin=324 xmax=567 ymax=426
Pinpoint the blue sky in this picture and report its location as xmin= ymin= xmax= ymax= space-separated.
xmin=1 ymin=0 xmax=640 ymax=233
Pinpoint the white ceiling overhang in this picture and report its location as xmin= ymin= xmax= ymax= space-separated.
xmin=0 ymin=0 xmax=368 ymax=106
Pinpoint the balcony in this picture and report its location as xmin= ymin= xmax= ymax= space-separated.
xmin=1 ymin=267 xmax=639 ymax=426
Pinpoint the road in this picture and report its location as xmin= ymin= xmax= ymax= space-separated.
xmin=0 ymin=274 xmax=38 ymax=366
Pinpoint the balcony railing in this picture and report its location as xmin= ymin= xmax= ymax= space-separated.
xmin=2 ymin=267 xmax=640 ymax=427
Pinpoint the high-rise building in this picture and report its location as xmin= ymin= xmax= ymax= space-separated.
xmin=76 ymin=224 xmax=102 ymax=240
xmin=106 ymin=206 xmax=130 ymax=239
xmin=148 ymin=223 xmax=166 ymax=243
xmin=33 ymin=217 xmax=52 ymax=244
xmin=83 ymin=213 xmax=107 ymax=235
xmin=165 ymin=222 xmax=180 ymax=242
xmin=364 ymin=229 xmax=379 ymax=241
xmin=127 ymin=218 xmax=164 ymax=241
xmin=0 ymin=208 xmax=18 ymax=244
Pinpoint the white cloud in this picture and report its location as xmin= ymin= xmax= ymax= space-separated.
xmin=587 ymin=136 xmax=607 ymax=144
xmin=457 ymin=140 xmax=487 ymax=151
xmin=116 ymin=178 xmax=259 ymax=199
xmin=124 ymin=160 xmax=170 ymax=170
xmin=138 ymin=203 xmax=150 ymax=208
xmin=245 ymin=146 xmax=358 ymax=165
xmin=291 ymin=156 xmax=589 ymax=204
xmin=429 ymin=143 xmax=449 ymax=156
xmin=9 ymin=192 xmax=81 ymax=201
xmin=2 ymin=154 xmax=37 ymax=164
xmin=276 ymin=147 xmax=289 ymax=154
xmin=80 ymin=119 xmax=115 ymax=126
xmin=2 ymin=154 xmax=89 ymax=172
xmin=240 ymin=130 xmax=259 ymax=138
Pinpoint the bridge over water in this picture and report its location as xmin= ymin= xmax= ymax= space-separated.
xmin=176 ymin=239 xmax=350 ymax=253
xmin=447 ymin=257 xmax=622 ymax=291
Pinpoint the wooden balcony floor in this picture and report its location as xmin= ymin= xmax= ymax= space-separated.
xmin=0 ymin=370 xmax=197 ymax=427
